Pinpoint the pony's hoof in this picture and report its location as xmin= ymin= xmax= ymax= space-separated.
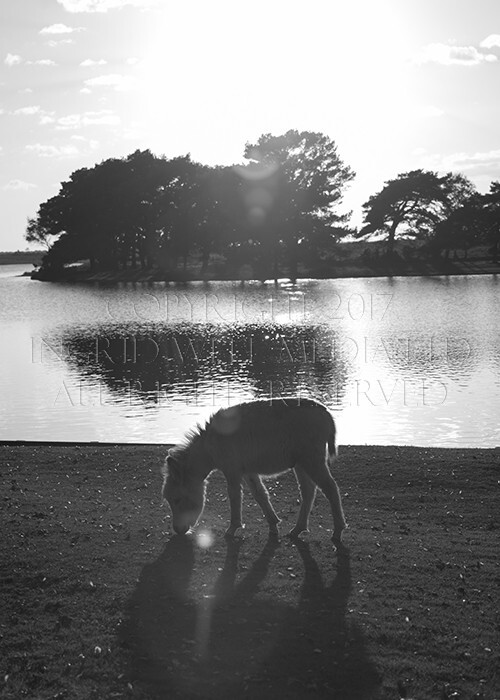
xmin=225 ymin=525 xmax=245 ymax=539
xmin=268 ymin=526 xmax=280 ymax=540
xmin=288 ymin=527 xmax=308 ymax=539
xmin=331 ymin=536 xmax=348 ymax=555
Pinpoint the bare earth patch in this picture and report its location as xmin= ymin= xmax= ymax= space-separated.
xmin=0 ymin=444 xmax=499 ymax=699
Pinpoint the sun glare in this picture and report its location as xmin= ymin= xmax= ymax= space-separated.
xmin=133 ymin=3 xmax=411 ymax=161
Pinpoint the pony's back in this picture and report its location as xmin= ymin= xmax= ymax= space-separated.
xmin=204 ymin=398 xmax=335 ymax=476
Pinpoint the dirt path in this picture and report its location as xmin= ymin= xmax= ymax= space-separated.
xmin=1 ymin=444 xmax=498 ymax=699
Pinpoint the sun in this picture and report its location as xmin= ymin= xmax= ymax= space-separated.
xmin=132 ymin=1 xmax=418 ymax=186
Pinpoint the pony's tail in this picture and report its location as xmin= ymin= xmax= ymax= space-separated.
xmin=327 ymin=414 xmax=337 ymax=466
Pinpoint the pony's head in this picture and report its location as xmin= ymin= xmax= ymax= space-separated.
xmin=162 ymin=450 xmax=206 ymax=535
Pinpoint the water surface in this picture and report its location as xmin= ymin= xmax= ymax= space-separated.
xmin=1 ymin=264 xmax=499 ymax=447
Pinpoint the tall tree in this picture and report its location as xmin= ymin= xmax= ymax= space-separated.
xmin=29 ymin=158 xmax=131 ymax=271
xmin=154 ymin=155 xmax=201 ymax=271
xmin=242 ymin=130 xmax=355 ymax=280
xmin=359 ymin=170 xmax=475 ymax=255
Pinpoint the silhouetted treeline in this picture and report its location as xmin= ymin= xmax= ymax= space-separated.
xmin=357 ymin=170 xmax=500 ymax=262
xmin=27 ymin=130 xmax=355 ymax=281
xmin=27 ymin=132 xmax=500 ymax=281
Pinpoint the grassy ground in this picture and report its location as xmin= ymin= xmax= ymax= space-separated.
xmin=0 ymin=444 xmax=499 ymax=699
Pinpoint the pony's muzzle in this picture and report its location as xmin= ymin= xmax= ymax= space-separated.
xmin=173 ymin=524 xmax=190 ymax=535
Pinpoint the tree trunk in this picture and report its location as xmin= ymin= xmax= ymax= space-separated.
xmin=288 ymin=244 xmax=298 ymax=282
xmin=273 ymin=248 xmax=279 ymax=285
xmin=492 ymin=238 xmax=499 ymax=264
xmin=387 ymin=221 xmax=398 ymax=257
xmin=200 ymin=247 xmax=209 ymax=274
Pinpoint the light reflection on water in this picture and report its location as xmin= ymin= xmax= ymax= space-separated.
xmin=1 ymin=265 xmax=499 ymax=447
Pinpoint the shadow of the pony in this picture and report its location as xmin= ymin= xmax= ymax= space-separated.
xmin=119 ymin=536 xmax=380 ymax=699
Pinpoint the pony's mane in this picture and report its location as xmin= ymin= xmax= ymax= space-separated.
xmin=174 ymin=421 xmax=207 ymax=455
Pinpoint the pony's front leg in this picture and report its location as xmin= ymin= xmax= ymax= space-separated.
xmin=225 ymin=474 xmax=244 ymax=537
xmin=244 ymin=474 xmax=280 ymax=537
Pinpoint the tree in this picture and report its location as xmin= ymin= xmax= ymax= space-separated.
xmin=25 ymin=216 xmax=54 ymax=250
xmin=358 ymin=170 xmax=476 ymax=256
xmin=192 ymin=165 xmax=243 ymax=273
xmin=117 ymin=149 xmax=174 ymax=270
xmin=153 ymin=155 xmax=203 ymax=271
xmin=242 ymin=130 xmax=355 ymax=280
xmin=27 ymin=151 xmax=194 ymax=273
xmin=432 ymin=195 xmax=483 ymax=259
xmin=431 ymin=181 xmax=500 ymax=261
xmin=26 ymin=133 xmax=355 ymax=280
xmin=482 ymin=181 xmax=500 ymax=262
xmin=28 ymin=159 xmax=130 ymax=271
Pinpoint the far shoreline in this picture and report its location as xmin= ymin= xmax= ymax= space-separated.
xmin=1 ymin=440 xmax=498 ymax=451
xmin=3 ymin=247 xmax=499 ymax=283
xmin=28 ymin=257 xmax=500 ymax=283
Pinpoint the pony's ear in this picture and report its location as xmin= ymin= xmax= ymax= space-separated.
xmin=161 ymin=451 xmax=183 ymax=480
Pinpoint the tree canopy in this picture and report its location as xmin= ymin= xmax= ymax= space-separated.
xmin=242 ymin=130 xmax=355 ymax=277
xmin=27 ymin=132 xmax=500 ymax=279
xmin=358 ymin=170 xmax=476 ymax=255
xmin=27 ymin=131 xmax=355 ymax=281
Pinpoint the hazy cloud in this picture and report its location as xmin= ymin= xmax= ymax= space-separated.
xmin=449 ymin=149 xmax=500 ymax=170
xmin=4 ymin=53 xmax=22 ymax=67
xmin=416 ymin=43 xmax=497 ymax=66
xmin=55 ymin=110 xmax=121 ymax=128
xmin=39 ymin=114 xmax=56 ymax=125
xmin=57 ymin=0 xmax=157 ymax=12
xmin=80 ymin=58 xmax=108 ymax=67
xmin=13 ymin=105 xmax=41 ymax=116
xmin=47 ymin=38 xmax=74 ymax=47
xmin=4 ymin=55 xmax=56 ymax=67
xmin=83 ymin=73 xmax=136 ymax=90
xmin=423 ymin=148 xmax=500 ymax=174
xmin=27 ymin=59 xmax=57 ymax=67
xmin=3 ymin=179 xmax=37 ymax=191
xmin=39 ymin=23 xmax=84 ymax=34
xmin=480 ymin=34 xmax=500 ymax=49
xmin=25 ymin=143 xmax=80 ymax=158
xmin=70 ymin=135 xmax=100 ymax=149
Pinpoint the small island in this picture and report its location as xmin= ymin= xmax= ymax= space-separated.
xmin=25 ymin=131 xmax=499 ymax=284
xmin=28 ymin=242 xmax=500 ymax=283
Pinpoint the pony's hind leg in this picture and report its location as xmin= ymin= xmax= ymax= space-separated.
xmin=225 ymin=474 xmax=244 ymax=537
xmin=301 ymin=457 xmax=347 ymax=547
xmin=244 ymin=474 xmax=280 ymax=536
xmin=289 ymin=466 xmax=317 ymax=538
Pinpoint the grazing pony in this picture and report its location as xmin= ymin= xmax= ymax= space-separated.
xmin=161 ymin=398 xmax=347 ymax=546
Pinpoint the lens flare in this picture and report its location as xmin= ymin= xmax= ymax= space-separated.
xmin=196 ymin=529 xmax=215 ymax=549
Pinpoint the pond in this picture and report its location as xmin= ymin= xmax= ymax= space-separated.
xmin=0 ymin=264 xmax=499 ymax=447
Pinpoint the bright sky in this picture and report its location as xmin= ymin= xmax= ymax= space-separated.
xmin=1 ymin=0 xmax=500 ymax=251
